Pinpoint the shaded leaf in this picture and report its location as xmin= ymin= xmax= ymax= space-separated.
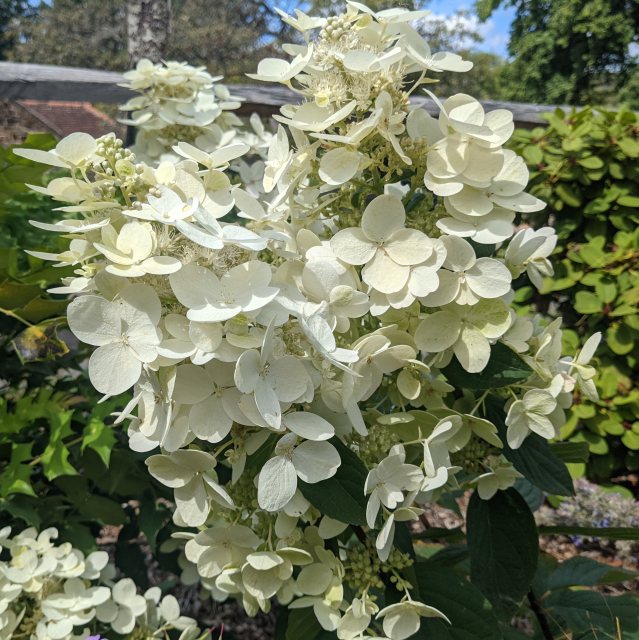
xmin=467 ymin=488 xmax=538 ymax=611
xmin=299 ymin=438 xmax=368 ymax=525
xmin=441 ymin=342 xmax=532 ymax=390
xmin=414 ymin=564 xmax=502 ymax=640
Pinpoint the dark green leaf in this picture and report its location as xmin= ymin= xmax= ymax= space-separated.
xmin=299 ymin=438 xmax=368 ymax=525
xmin=467 ymin=489 xmax=538 ymax=609
xmin=513 ymin=477 xmax=544 ymax=512
xmin=138 ymin=493 xmax=169 ymax=552
xmin=413 ymin=564 xmax=502 ymax=639
xmin=544 ymin=590 xmax=639 ymax=637
xmin=546 ymin=557 xmax=637 ymax=590
xmin=486 ymin=396 xmax=574 ymax=496
xmin=115 ymin=537 xmax=149 ymax=590
xmin=441 ymin=343 xmax=532 ymax=390
xmin=0 ymin=495 xmax=42 ymax=527
xmin=549 ymin=441 xmax=590 ymax=463
xmin=284 ymin=607 xmax=323 ymax=640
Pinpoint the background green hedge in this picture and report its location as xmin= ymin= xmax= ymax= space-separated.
xmin=510 ymin=107 xmax=639 ymax=485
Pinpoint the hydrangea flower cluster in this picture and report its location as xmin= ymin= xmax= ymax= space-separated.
xmin=0 ymin=527 xmax=204 ymax=640
xmin=119 ymin=58 xmax=271 ymax=169
xmin=16 ymin=3 xmax=601 ymax=638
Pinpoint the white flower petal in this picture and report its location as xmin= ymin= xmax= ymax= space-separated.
xmin=319 ymin=148 xmax=360 ymax=185
xmin=89 ymin=343 xmax=142 ymax=395
xmin=190 ymin=397 xmax=233 ymax=442
xmin=292 ymin=440 xmax=340 ymax=483
xmin=296 ymin=564 xmax=334 ymax=595
xmin=67 ymin=295 xmax=121 ymax=346
xmin=454 ymin=324 xmax=490 ymax=373
xmin=175 ymin=477 xmax=209 ymax=527
xmin=414 ymin=311 xmax=461 ymax=353
xmin=173 ymin=364 xmax=213 ymax=405
xmin=330 ymin=228 xmax=376 ymax=265
xmin=361 ymin=194 xmax=405 ymax=243
xmin=283 ymin=412 xmax=335 ymax=441
xmin=362 ymin=250 xmax=410 ymax=294
xmin=385 ymin=228 xmax=434 ymax=266
xmin=55 ymin=131 xmax=96 ymax=164
xmin=466 ymin=258 xmax=512 ymax=298
xmin=234 ymin=349 xmax=261 ymax=393
xmin=258 ymin=456 xmax=297 ymax=511
xmin=255 ymin=378 xmax=282 ymax=428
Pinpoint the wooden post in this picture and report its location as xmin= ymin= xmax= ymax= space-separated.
xmin=126 ymin=0 xmax=171 ymax=65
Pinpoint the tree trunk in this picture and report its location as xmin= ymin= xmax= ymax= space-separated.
xmin=127 ymin=0 xmax=170 ymax=65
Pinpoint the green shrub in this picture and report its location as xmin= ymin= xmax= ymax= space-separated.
xmin=510 ymin=106 xmax=639 ymax=481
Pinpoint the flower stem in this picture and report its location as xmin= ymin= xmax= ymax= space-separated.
xmin=527 ymin=589 xmax=553 ymax=640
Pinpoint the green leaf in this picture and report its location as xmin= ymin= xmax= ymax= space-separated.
xmin=467 ymin=488 xmax=538 ymax=610
xmin=538 ymin=526 xmax=639 ymax=540
xmin=522 ymin=145 xmax=543 ymax=164
xmin=55 ymin=476 xmax=127 ymax=525
xmin=0 ymin=280 xmax=41 ymax=309
xmin=285 ymin=608 xmax=323 ymax=640
xmin=513 ymin=477 xmax=544 ymax=512
xmin=549 ymin=441 xmax=590 ymax=463
xmin=40 ymin=410 xmax=77 ymax=481
xmin=546 ymin=557 xmax=637 ymax=590
xmin=81 ymin=417 xmax=116 ymax=467
xmin=0 ymin=442 xmax=36 ymax=497
xmin=622 ymin=430 xmax=639 ymax=450
xmin=475 ymin=0 xmax=502 ymax=21
xmin=0 ymin=495 xmax=42 ymax=527
xmin=115 ymin=535 xmax=150 ymax=590
xmin=617 ymin=137 xmax=639 ymax=157
xmin=138 ymin=493 xmax=169 ymax=552
xmin=413 ymin=565 xmax=502 ymax=640
xmin=607 ymin=323 xmax=634 ymax=356
xmin=594 ymin=280 xmax=617 ymax=303
xmin=298 ymin=438 xmax=368 ymax=525
xmin=577 ymin=156 xmax=604 ymax=169
xmin=577 ymin=244 xmax=605 ymax=267
xmin=441 ymin=343 xmax=532 ymax=390
xmin=57 ymin=521 xmax=97 ymax=553
xmin=544 ymin=590 xmax=639 ymax=637
xmin=574 ymin=291 xmax=603 ymax=314
xmin=617 ymin=194 xmax=639 ymax=207
xmin=486 ymin=396 xmax=574 ymax=496
xmin=556 ymin=183 xmax=582 ymax=207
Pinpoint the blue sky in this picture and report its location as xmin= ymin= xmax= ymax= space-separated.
xmin=426 ymin=0 xmax=515 ymax=57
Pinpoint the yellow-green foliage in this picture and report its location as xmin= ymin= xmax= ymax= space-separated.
xmin=511 ymin=107 xmax=639 ymax=480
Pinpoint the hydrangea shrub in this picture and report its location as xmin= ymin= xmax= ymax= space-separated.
xmin=0 ymin=527 xmax=206 ymax=640
xmin=14 ymin=3 xmax=604 ymax=638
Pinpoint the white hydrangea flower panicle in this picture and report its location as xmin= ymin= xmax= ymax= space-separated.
xmin=119 ymin=58 xmax=243 ymax=161
xmin=18 ymin=2 xmax=604 ymax=638
xmin=0 ymin=528 xmax=201 ymax=639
